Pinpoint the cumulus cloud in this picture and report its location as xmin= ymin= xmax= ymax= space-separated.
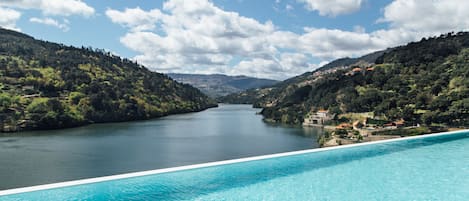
xmin=379 ymin=0 xmax=469 ymax=33
xmin=297 ymin=28 xmax=386 ymax=60
xmin=231 ymin=58 xmax=281 ymax=79
xmin=106 ymin=7 xmax=162 ymax=32
xmin=295 ymin=0 xmax=469 ymax=61
xmin=297 ymin=0 xmax=364 ymax=17
xmin=30 ymin=17 xmax=70 ymax=32
xmin=0 ymin=0 xmax=94 ymax=32
xmin=0 ymin=7 xmax=21 ymax=31
xmin=107 ymin=0 xmax=285 ymax=78
xmin=228 ymin=53 xmax=314 ymax=80
xmin=106 ymin=0 xmax=469 ymax=80
xmin=0 ymin=0 xmax=94 ymax=17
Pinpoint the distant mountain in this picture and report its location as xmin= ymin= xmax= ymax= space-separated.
xmin=168 ymin=73 xmax=279 ymax=98
xmin=0 ymin=28 xmax=216 ymax=132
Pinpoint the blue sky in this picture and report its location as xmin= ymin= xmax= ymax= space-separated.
xmin=0 ymin=0 xmax=467 ymax=80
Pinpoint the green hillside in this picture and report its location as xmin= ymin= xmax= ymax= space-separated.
xmin=247 ymin=32 xmax=469 ymax=127
xmin=0 ymin=28 xmax=217 ymax=132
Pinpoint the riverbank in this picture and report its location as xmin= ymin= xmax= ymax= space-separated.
xmin=319 ymin=125 xmax=466 ymax=147
xmin=0 ymin=104 xmax=218 ymax=133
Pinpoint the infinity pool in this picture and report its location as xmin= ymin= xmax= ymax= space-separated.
xmin=1 ymin=130 xmax=468 ymax=201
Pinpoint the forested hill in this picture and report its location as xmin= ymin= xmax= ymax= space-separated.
xmin=258 ymin=32 xmax=468 ymax=126
xmin=0 ymin=28 xmax=217 ymax=132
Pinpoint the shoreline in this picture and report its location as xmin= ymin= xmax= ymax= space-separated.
xmin=319 ymin=125 xmax=466 ymax=147
xmin=0 ymin=104 xmax=218 ymax=134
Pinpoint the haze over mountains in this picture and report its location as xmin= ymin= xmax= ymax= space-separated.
xmin=168 ymin=73 xmax=278 ymax=98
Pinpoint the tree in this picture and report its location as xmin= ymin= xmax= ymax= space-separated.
xmin=421 ymin=111 xmax=437 ymax=125
xmin=0 ymin=93 xmax=11 ymax=111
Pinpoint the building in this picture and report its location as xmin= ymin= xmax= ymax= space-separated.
xmin=303 ymin=110 xmax=333 ymax=126
xmin=352 ymin=67 xmax=362 ymax=72
xmin=336 ymin=123 xmax=352 ymax=130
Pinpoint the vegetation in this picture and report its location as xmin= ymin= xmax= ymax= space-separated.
xmin=228 ymin=32 xmax=469 ymax=128
xmin=371 ymin=127 xmax=431 ymax=137
xmin=219 ymin=88 xmax=274 ymax=106
xmin=318 ymin=49 xmax=390 ymax=72
xmin=168 ymin=73 xmax=278 ymax=98
xmin=0 ymin=28 xmax=217 ymax=132
xmin=220 ymin=49 xmax=392 ymax=105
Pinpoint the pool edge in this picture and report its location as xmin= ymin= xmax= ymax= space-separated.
xmin=1 ymin=129 xmax=468 ymax=196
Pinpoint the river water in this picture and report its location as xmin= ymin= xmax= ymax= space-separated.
xmin=0 ymin=104 xmax=321 ymax=190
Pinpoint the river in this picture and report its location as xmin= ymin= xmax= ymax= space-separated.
xmin=0 ymin=104 xmax=321 ymax=190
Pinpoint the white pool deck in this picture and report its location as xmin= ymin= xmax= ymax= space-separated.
xmin=0 ymin=129 xmax=468 ymax=196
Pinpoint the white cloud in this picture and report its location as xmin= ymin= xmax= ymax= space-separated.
xmin=379 ymin=0 xmax=469 ymax=34
xmin=286 ymin=4 xmax=294 ymax=11
xmin=265 ymin=27 xmax=391 ymax=60
xmin=0 ymin=0 xmax=94 ymax=32
xmin=107 ymin=0 xmax=469 ymax=80
xmin=297 ymin=28 xmax=387 ymax=60
xmin=282 ymin=0 xmax=469 ymax=60
xmin=107 ymin=0 xmax=289 ymax=78
xmin=0 ymin=0 xmax=94 ymax=17
xmin=229 ymin=53 xmax=314 ymax=80
xmin=231 ymin=58 xmax=281 ymax=79
xmin=0 ymin=7 xmax=21 ymax=31
xmin=298 ymin=0 xmax=364 ymax=17
xmin=106 ymin=7 xmax=162 ymax=32
xmin=30 ymin=17 xmax=70 ymax=32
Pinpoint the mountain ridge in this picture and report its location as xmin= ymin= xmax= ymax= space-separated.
xmin=168 ymin=73 xmax=279 ymax=98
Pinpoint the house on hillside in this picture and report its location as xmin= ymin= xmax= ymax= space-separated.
xmin=303 ymin=110 xmax=334 ymax=126
xmin=336 ymin=123 xmax=352 ymax=130
xmin=345 ymin=67 xmax=363 ymax=76
xmin=352 ymin=67 xmax=362 ymax=73
xmin=383 ymin=119 xmax=406 ymax=129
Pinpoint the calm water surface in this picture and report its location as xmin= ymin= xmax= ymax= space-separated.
xmin=0 ymin=104 xmax=321 ymax=190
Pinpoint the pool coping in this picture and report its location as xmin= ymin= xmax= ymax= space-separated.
xmin=1 ymin=129 xmax=468 ymax=196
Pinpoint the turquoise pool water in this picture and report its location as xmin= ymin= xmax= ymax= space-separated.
xmin=1 ymin=131 xmax=468 ymax=200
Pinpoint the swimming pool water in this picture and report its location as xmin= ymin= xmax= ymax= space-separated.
xmin=1 ymin=131 xmax=468 ymax=200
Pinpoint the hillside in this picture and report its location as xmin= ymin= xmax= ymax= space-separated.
xmin=219 ymin=49 xmax=389 ymax=105
xmin=0 ymin=28 xmax=217 ymax=132
xmin=168 ymin=73 xmax=278 ymax=98
xmin=235 ymin=32 xmax=469 ymax=127
xmin=317 ymin=49 xmax=390 ymax=73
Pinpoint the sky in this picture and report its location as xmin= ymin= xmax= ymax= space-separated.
xmin=0 ymin=0 xmax=468 ymax=80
